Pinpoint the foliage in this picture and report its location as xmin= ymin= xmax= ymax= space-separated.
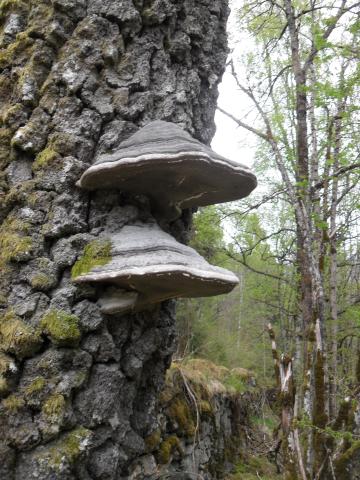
xmin=71 ymin=239 xmax=112 ymax=279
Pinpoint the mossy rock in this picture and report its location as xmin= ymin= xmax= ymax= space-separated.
xmin=24 ymin=376 xmax=46 ymax=396
xmin=2 ymin=393 xmax=25 ymax=412
xmin=0 ymin=217 xmax=33 ymax=265
xmin=0 ymin=351 xmax=16 ymax=396
xmin=37 ymin=427 xmax=93 ymax=472
xmin=32 ymin=147 xmax=60 ymax=172
xmin=0 ymin=32 xmax=34 ymax=69
xmin=40 ymin=310 xmax=81 ymax=347
xmin=145 ymin=429 xmax=161 ymax=452
xmin=334 ymin=440 xmax=360 ymax=480
xmin=167 ymin=396 xmax=196 ymax=437
xmin=30 ymin=273 xmax=54 ymax=291
xmin=229 ymin=454 xmax=282 ymax=480
xmin=0 ymin=309 xmax=43 ymax=358
xmin=157 ymin=435 xmax=182 ymax=464
xmin=42 ymin=393 xmax=66 ymax=422
xmin=71 ymin=239 xmax=112 ymax=279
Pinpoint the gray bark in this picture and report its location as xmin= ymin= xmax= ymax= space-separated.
xmin=0 ymin=1 xmax=229 ymax=478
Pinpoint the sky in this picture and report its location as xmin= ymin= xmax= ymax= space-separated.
xmin=211 ymin=1 xmax=257 ymax=171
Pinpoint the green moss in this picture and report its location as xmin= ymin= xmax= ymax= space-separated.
xmin=40 ymin=427 xmax=92 ymax=471
xmin=0 ymin=180 xmax=36 ymax=213
xmin=0 ymin=128 xmax=13 ymax=171
xmin=145 ymin=429 xmax=161 ymax=452
xmin=0 ymin=32 xmax=33 ymax=69
xmin=2 ymin=103 xmax=26 ymax=127
xmin=229 ymin=454 xmax=282 ymax=480
xmin=71 ymin=239 xmax=112 ymax=279
xmin=157 ymin=435 xmax=182 ymax=464
xmin=0 ymin=376 xmax=8 ymax=395
xmin=30 ymin=273 xmax=53 ymax=291
xmin=0 ymin=352 xmax=15 ymax=396
xmin=32 ymin=147 xmax=60 ymax=172
xmin=335 ymin=441 xmax=360 ymax=479
xmin=0 ymin=217 xmax=32 ymax=265
xmin=42 ymin=394 xmax=66 ymax=420
xmin=0 ymin=0 xmax=28 ymax=13
xmin=25 ymin=377 xmax=46 ymax=396
xmin=199 ymin=399 xmax=213 ymax=415
xmin=40 ymin=310 xmax=81 ymax=347
xmin=0 ymin=309 xmax=43 ymax=358
xmin=223 ymin=373 xmax=247 ymax=393
xmin=0 ymin=232 xmax=32 ymax=262
xmin=167 ymin=396 xmax=196 ymax=437
xmin=2 ymin=394 xmax=25 ymax=412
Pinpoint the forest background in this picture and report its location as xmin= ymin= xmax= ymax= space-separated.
xmin=176 ymin=0 xmax=360 ymax=478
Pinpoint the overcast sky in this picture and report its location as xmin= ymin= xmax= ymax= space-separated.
xmin=212 ymin=1 xmax=257 ymax=170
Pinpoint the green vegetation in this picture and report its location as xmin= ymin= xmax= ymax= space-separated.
xmin=0 ymin=32 xmax=33 ymax=69
xmin=0 ymin=352 xmax=14 ymax=395
xmin=38 ymin=427 xmax=92 ymax=471
xmin=30 ymin=273 xmax=53 ymax=291
xmin=157 ymin=435 xmax=182 ymax=464
xmin=168 ymin=396 xmax=196 ymax=437
xmin=0 ymin=217 xmax=32 ymax=265
xmin=71 ymin=239 xmax=112 ymax=279
xmin=228 ymin=455 xmax=282 ymax=480
xmin=32 ymin=147 xmax=59 ymax=171
xmin=145 ymin=429 xmax=161 ymax=452
xmin=40 ymin=310 xmax=81 ymax=347
xmin=334 ymin=441 xmax=360 ymax=480
xmin=2 ymin=394 xmax=25 ymax=412
xmin=42 ymin=394 xmax=66 ymax=420
xmin=25 ymin=377 xmax=46 ymax=396
xmin=0 ymin=309 xmax=42 ymax=358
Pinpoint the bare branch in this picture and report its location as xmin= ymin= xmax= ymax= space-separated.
xmin=217 ymin=106 xmax=270 ymax=141
xmin=313 ymin=162 xmax=360 ymax=191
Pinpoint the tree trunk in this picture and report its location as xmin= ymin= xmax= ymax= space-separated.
xmin=0 ymin=1 xmax=229 ymax=479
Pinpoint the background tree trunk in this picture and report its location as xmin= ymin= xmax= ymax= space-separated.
xmin=0 ymin=1 xmax=229 ymax=478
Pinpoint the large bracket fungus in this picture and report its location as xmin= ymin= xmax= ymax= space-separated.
xmin=77 ymin=120 xmax=257 ymax=216
xmin=72 ymin=223 xmax=239 ymax=315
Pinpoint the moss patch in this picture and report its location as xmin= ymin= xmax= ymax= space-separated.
xmin=0 ymin=309 xmax=43 ymax=358
xmin=0 ymin=32 xmax=34 ymax=69
xmin=334 ymin=440 xmax=360 ymax=480
xmin=39 ymin=427 xmax=92 ymax=471
xmin=30 ymin=273 xmax=53 ymax=291
xmin=42 ymin=393 xmax=66 ymax=420
xmin=168 ymin=396 xmax=196 ymax=437
xmin=2 ymin=394 xmax=25 ymax=412
xmin=145 ymin=429 xmax=161 ymax=452
xmin=71 ymin=239 xmax=112 ymax=279
xmin=157 ymin=435 xmax=182 ymax=464
xmin=0 ymin=376 xmax=8 ymax=395
xmin=40 ymin=310 xmax=81 ymax=347
xmin=32 ymin=147 xmax=60 ymax=171
xmin=0 ymin=351 xmax=15 ymax=396
xmin=0 ymin=217 xmax=32 ymax=265
xmin=25 ymin=377 xmax=46 ymax=396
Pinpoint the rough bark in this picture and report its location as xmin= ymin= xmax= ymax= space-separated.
xmin=0 ymin=1 xmax=229 ymax=479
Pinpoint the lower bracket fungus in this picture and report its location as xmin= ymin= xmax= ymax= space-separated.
xmin=72 ymin=223 xmax=239 ymax=314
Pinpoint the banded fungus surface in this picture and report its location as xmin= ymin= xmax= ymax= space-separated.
xmin=72 ymin=223 xmax=239 ymax=314
xmin=77 ymin=120 xmax=257 ymax=215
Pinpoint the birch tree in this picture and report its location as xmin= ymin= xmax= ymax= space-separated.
xmin=219 ymin=0 xmax=360 ymax=477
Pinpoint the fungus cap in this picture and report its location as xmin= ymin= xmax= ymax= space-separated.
xmin=77 ymin=121 xmax=257 ymax=209
xmin=72 ymin=223 xmax=238 ymax=313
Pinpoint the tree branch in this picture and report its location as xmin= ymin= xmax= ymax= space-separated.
xmin=217 ymin=106 xmax=270 ymax=141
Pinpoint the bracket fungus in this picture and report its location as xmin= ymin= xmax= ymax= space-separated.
xmin=72 ymin=223 xmax=239 ymax=314
xmin=77 ymin=121 xmax=257 ymax=215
